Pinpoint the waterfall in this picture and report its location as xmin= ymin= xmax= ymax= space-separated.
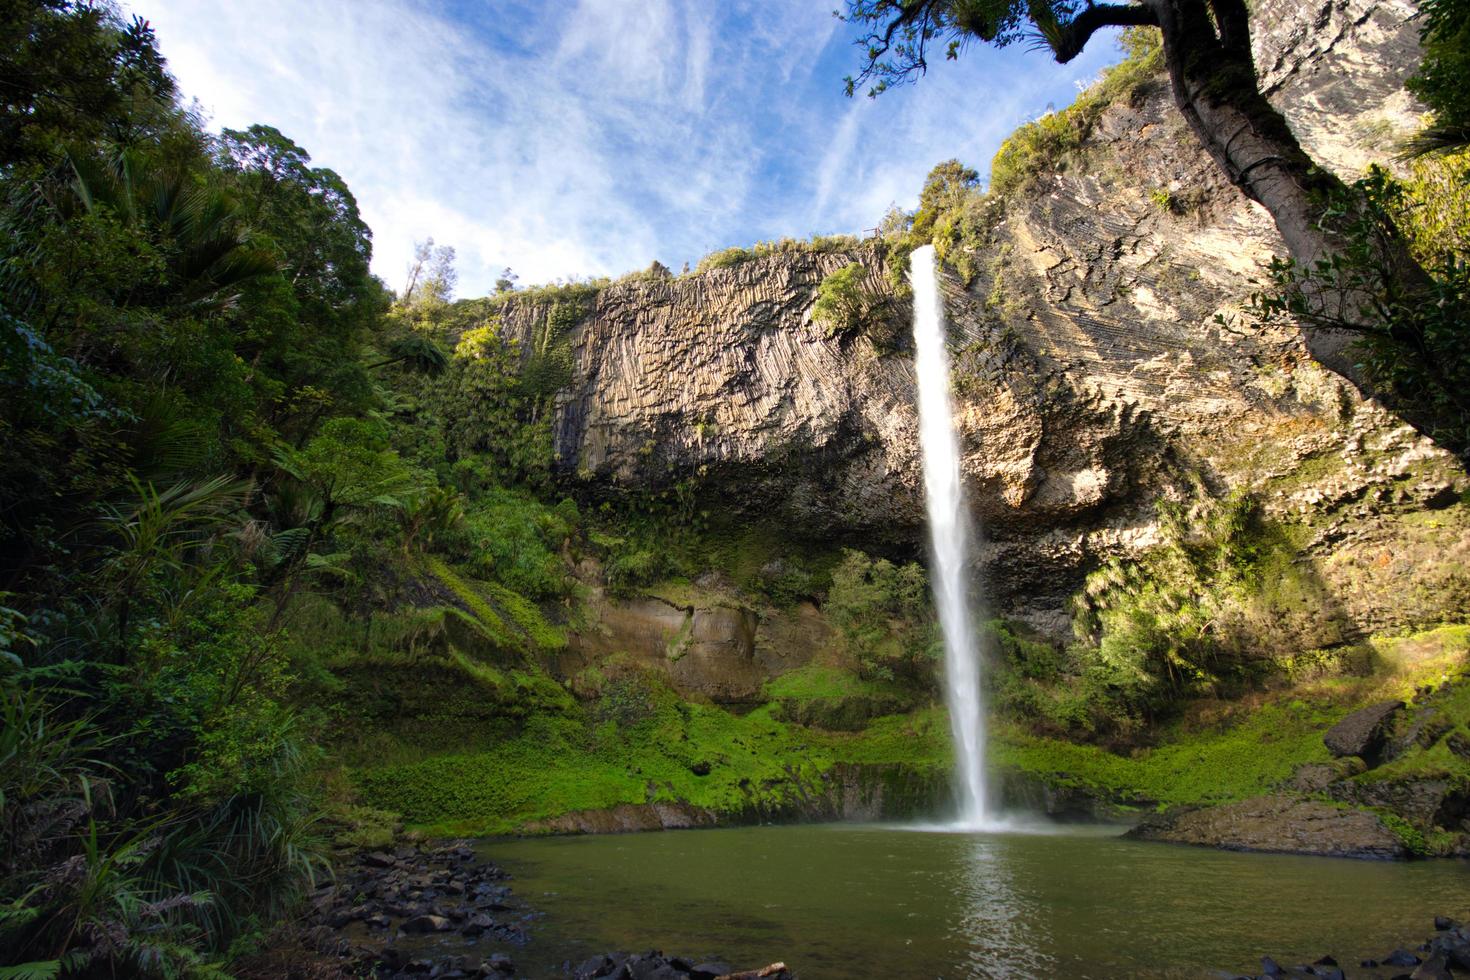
xmin=909 ymin=244 xmax=991 ymax=828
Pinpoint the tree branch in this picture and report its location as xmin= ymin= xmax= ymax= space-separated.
xmin=1052 ymin=3 xmax=1158 ymax=63
xmin=1206 ymin=0 xmax=1252 ymax=61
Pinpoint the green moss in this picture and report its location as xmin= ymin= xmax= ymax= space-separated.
xmin=765 ymin=665 xmax=892 ymax=701
xmin=424 ymin=555 xmax=516 ymax=646
xmin=350 ymin=683 xmax=951 ymax=835
xmin=1376 ymin=810 xmax=1431 ymax=856
xmin=485 ymin=581 xmax=566 ymax=651
xmin=992 ymin=699 xmax=1339 ymax=809
xmin=331 ymin=804 xmax=401 ymax=850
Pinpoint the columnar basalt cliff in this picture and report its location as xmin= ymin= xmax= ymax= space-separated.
xmin=487 ymin=0 xmax=1466 ymax=649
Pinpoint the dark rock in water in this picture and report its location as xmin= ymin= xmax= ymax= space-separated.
xmin=1445 ymin=943 xmax=1470 ymax=971
xmin=484 ymin=953 xmax=515 ymax=975
xmin=574 ymin=954 xmax=615 ymax=979
xmin=1316 ymin=969 xmax=1345 ymax=980
xmin=1410 ymin=954 xmax=1453 ymax=980
xmin=689 ymin=963 xmax=736 ymax=980
xmin=1314 ymin=955 xmax=1338 ymax=967
xmin=401 ymin=913 xmax=453 ymax=933
xmin=1434 ymin=916 xmax=1455 ymax=931
xmin=1323 ymin=700 xmax=1403 ymax=759
xmin=1260 ymin=955 xmax=1283 ymax=976
xmin=1361 ymin=960 xmax=1379 ymax=968
xmin=1384 ymin=948 xmax=1422 ymax=966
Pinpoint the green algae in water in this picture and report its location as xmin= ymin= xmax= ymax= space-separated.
xmin=468 ymin=825 xmax=1469 ymax=979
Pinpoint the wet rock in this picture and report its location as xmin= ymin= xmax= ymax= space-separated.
xmin=1260 ymin=955 xmax=1283 ymax=976
xmin=363 ymin=851 xmax=398 ymax=868
xmin=1287 ymin=759 xmax=1365 ymax=793
xmin=1126 ymin=795 xmax=1410 ymax=859
xmin=690 ymin=963 xmax=736 ymax=980
xmin=1323 ymin=700 xmax=1404 ymax=759
xmin=402 ymin=914 xmax=454 ymax=933
xmin=715 ymin=964 xmax=793 ymax=980
xmin=1384 ymin=948 xmax=1422 ymax=967
xmin=483 ymin=953 xmax=515 ymax=975
xmin=1328 ymin=776 xmax=1470 ymax=831
xmin=1410 ymin=954 xmax=1452 ymax=980
xmin=574 ymin=954 xmax=615 ymax=979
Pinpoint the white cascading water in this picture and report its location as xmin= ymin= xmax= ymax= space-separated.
xmin=909 ymin=244 xmax=991 ymax=828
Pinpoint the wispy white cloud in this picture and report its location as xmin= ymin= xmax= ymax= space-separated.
xmin=133 ymin=0 xmax=1123 ymax=295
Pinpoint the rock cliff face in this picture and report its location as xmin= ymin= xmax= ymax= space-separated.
xmin=492 ymin=0 xmax=1467 ymax=645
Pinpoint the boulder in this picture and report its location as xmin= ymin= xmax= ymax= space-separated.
xmin=1323 ymin=700 xmax=1404 ymax=759
xmin=401 ymin=913 xmax=453 ymax=933
xmin=1410 ymin=954 xmax=1453 ymax=980
xmin=1287 ymin=758 xmax=1365 ymax=793
xmin=1127 ymin=795 xmax=1410 ymax=859
xmin=690 ymin=963 xmax=736 ymax=980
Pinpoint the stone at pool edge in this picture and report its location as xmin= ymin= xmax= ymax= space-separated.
xmin=1125 ymin=794 xmax=1410 ymax=859
xmin=1323 ymin=700 xmax=1405 ymax=760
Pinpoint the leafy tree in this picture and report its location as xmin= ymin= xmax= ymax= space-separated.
xmin=812 ymin=262 xmax=889 ymax=342
xmin=402 ymin=236 xmax=457 ymax=307
xmin=216 ymin=124 xmax=388 ymax=442
xmin=826 ymin=549 xmax=937 ymax=683
xmin=840 ymin=0 xmax=1435 ymax=389
xmin=912 ymin=158 xmax=979 ymax=237
xmin=1405 ymin=0 xmax=1470 ymax=156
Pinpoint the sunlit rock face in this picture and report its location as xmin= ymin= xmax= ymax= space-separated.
xmin=489 ymin=0 xmax=1467 ymax=641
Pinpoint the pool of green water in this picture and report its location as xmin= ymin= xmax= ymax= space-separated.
xmin=474 ymin=823 xmax=1468 ymax=979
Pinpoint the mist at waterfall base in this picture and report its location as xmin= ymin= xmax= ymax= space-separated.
xmin=909 ymin=244 xmax=1013 ymax=833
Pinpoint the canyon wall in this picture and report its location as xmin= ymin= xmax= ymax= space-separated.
xmin=489 ymin=0 xmax=1467 ymax=647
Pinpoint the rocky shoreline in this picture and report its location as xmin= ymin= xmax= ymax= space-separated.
xmin=298 ymin=841 xmax=794 ymax=979
xmin=1225 ymin=916 xmax=1470 ymax=979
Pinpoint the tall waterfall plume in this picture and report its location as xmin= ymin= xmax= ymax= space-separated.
xmin=909 ymin=244 xmax=992 ymax=828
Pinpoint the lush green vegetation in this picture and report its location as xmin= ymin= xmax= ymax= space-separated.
xmin=1241 ymin=154 xmax=1470 ymax=455
xmin=0 ymin=3 xmax=597 ymax=973
xmin=354 ymin=663 xmax=950 ymax=836
xmin=1404 ymin=0 xmax=1470 ymax=156
xmin=988 ymin=29 xmax=1163 ymax=198
xmin=2 ymin=3 xmax=1467 ymax=975
xmin=692 ymin=235 xmax=861 ymax=275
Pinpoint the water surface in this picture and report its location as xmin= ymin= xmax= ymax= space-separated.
xmin=478 ymin=823 xmax=1469 ymax=979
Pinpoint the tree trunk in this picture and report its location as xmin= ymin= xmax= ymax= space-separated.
xmin=1148 ymin=0 xmax=1432 ymax=385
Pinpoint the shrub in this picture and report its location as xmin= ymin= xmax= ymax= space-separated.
xmin=812 ymin=262 xmax=881 ymax=338
xmin=825 ymin=549 xmax=937 ymax=684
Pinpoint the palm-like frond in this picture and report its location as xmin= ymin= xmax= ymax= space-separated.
xmin=1398 ymin=123 xmax=1470 ymax=159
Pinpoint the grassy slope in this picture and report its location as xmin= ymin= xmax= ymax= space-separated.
xmin=993 ymin=625 xmax=1470 ymax=811
xmin=351 ymin=702 xmax=950 ymax=837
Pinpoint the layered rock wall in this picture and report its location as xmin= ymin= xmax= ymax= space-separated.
xmin=487 ymin=0 xmax=1466 ymax=642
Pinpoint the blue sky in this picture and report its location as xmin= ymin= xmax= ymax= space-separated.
xmin=127 ymin=0 xmax=1125 ymax=297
